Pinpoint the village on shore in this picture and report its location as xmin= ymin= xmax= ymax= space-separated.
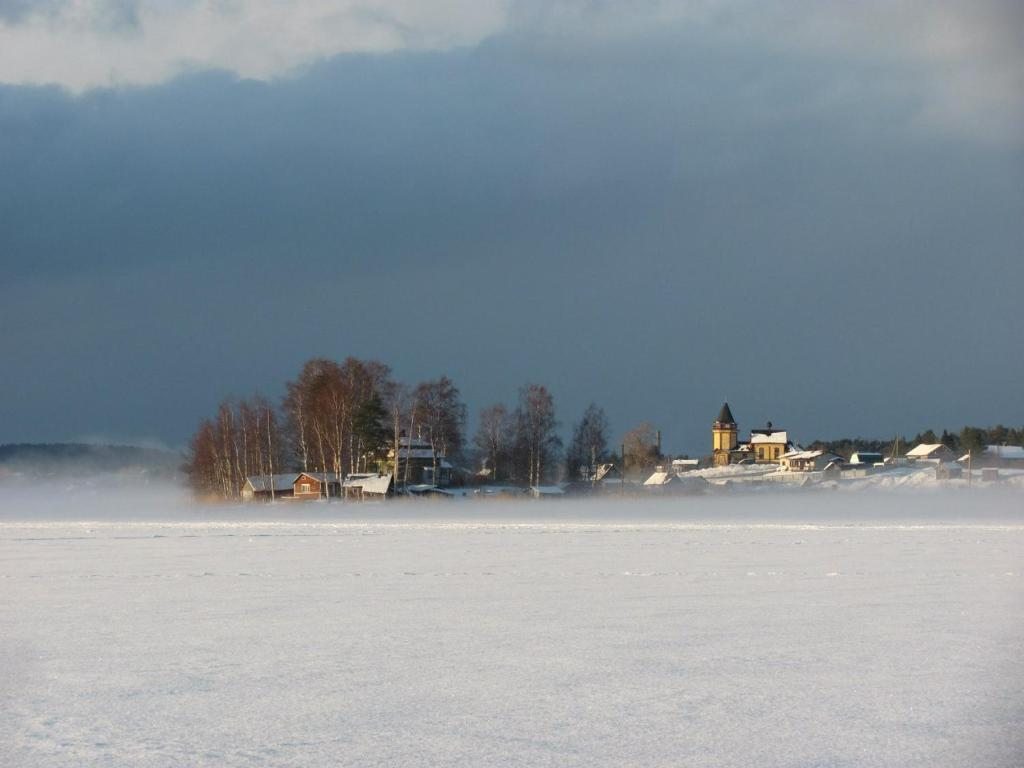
xmin=240 ymin=402 xmax=1024 ymax=502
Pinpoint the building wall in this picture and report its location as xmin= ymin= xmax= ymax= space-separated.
xmin=712 ymin=425 xmax=737 ymax=466
xmin=753 ymin=443 xmax=785 ymax=463
xmin=293 ymin=474 xmax=322 ymax=500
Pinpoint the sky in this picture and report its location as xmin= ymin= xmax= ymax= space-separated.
xmin=1 ymin=0 xmax=1022 ymax=456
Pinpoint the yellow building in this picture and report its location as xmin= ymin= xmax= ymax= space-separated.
xmin=712 ymin=402 xmax=738 ymax=466
xmin=711 ymin=404 xmax=793 ymax=465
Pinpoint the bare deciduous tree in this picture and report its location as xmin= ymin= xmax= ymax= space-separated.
xmin=413 ymin=376 xmax=467 ymax=482
xmin=622 ymin=421 xmax=661 ymax=477
xmin=473 ymin=403 xmax=511 ymax=482
xmin=512 ymin=384 xmax=561 ymax=487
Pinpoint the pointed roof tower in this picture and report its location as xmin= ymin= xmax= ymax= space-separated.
xmin=715 ymin=402 xmax=736 ymax=426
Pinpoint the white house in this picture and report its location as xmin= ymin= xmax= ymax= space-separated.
xmin=780 ymin=450 xmax=844 ymax=472
xmin=671 ymin=458 xmax=700 ymax=473
xmin=342 ymin=473 xmax=394 ymax=500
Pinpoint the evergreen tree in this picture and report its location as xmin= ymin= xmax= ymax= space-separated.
xmin=958 ymin=426 xmax=987 ymax=457
xmin=353 ymin=393 xmax=390 ymax=472
xmin=566 ymin=403 xmax=609 ymax=481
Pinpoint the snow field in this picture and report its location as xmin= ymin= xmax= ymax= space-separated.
xmin=2 ymin=493 xmax=1023 ymax=767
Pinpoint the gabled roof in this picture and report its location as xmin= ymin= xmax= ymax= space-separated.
xmin=344 ymin=473 xmax=393 ymax=495
xmin=983 ymin=445 xmax=1024 ymax=459
xmin=750 ymin=431 xmax=789 ymax=445
xmin=715 ymin=402 xmax=736 ymax=425
xmin=849 ymin=451 xmax=883 ymax=463
xmin=297 ymin=472 xmax=342 ymax=483
xmin=959 ymin=445 xmax=1024 ymax=461
xmin=906 ymin=443 xmax=949 ymax=458
xmin=244 ymin=473 xmax=299 ymax=492
xmin=643 ymin=471 xmax=677 ymax=486
xmin=783 ymin=450 xmax=840 ymax=461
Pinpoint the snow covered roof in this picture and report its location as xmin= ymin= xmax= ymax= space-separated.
xmin=344 ymin=473 xmax=393 ymax=495
xmin=644 ymin=471 xmax=675 ymax=486
xmin=671 ymin=459 xmax=699 ymax=467
xmin=782 ymin=450 xmax=816 ymax=460
xmin=244 ymin=474 xmax=298 ymax=492
xmin=783 ymin=450 xmax=841 ymax=461
xmin=958 ymin=445 xmax=1024 ymax=462
xmin=906 ymin=444 xmax=949 ymax=458
xmin=850 ymin=452 xmax=883 ymax=463
xmin=393 ymin=447 xmax=439 ymax=459
xmin=984 ymin=445 xmax=1024 ymax=459
xmin=406 ymin=485 xmax=456 ymax=496
xmin=389 ymin=436 xmax=447 ymax=460
xmin=750 ymin=431 xmax=788 ymax=445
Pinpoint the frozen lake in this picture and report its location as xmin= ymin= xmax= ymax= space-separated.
xmin=3 ymin=490 xmax=1023 ymax=767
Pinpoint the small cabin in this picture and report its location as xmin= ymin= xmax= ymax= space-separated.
xmin=241 ymin=473 xmax=297 ymax=501
xmin=342 ymin=473 xmax=394 ymax=501
xmin=292 ymin=472 xmax=342 ymax=500
xmin=780 ymin=450 xmax=844 ymax=473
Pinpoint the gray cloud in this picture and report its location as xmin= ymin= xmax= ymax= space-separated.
xmin=0 ymin=2 xmax=1021 ymax=145
xmin=0 ymin=23 xmax=1022 ymax=451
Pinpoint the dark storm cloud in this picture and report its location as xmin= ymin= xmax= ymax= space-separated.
xmin=0 ymin=25 xmax=1022 ymax=451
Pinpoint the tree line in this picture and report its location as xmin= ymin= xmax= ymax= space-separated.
xmin=809 ymin=424 xmax=1024 ymax=459
xmin=186 ymin=357 xmax=1023 ymax=499
xmin=185 ymin=357 xmax=612 ymax=499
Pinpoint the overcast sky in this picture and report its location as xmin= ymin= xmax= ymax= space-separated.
xmin=1 ymin=1 xmax=1022 ymax=455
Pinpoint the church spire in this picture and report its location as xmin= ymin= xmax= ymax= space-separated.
xmin=716 ymin=401 xmax=736 ymax=426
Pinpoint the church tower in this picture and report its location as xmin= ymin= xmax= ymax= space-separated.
xmin=712 ymin=402 xmax=738 ymax=467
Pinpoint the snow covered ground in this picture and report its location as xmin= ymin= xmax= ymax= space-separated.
xmin=2 ymin=487 xmax=1023 ymax=767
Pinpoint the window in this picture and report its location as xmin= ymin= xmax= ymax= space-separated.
xmin=300 ymin=483 xmax=311 ymax=493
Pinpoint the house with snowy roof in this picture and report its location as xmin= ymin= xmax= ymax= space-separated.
xmin=240 ymin=472 xmax=342 ymax=501
xmin=849 ymin=451 xmax=883 ymax=466
xmin=342 ymin=473 xmax=394 ymax=500
xmin=643 ymin=467 xmax=708 ymax=494
xmin=780 ymin=450 xmax=843 ymax=473
xmin=241 ymin=473 xmax=297 ymax=501
xmin=958 ymin=445 xmax=1024 ymax=468
xmin=905 ymin=443 xmax=956 ymax=463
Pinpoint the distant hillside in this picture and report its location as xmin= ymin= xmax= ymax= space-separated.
xmin=0 ymin=443 xmax=182 ymax=480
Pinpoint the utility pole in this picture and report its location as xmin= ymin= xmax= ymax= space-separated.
xmin=621 ymin=442 xmax=626 ymax=497
xmin=267 ymin=404 xmax=276 ymax=503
